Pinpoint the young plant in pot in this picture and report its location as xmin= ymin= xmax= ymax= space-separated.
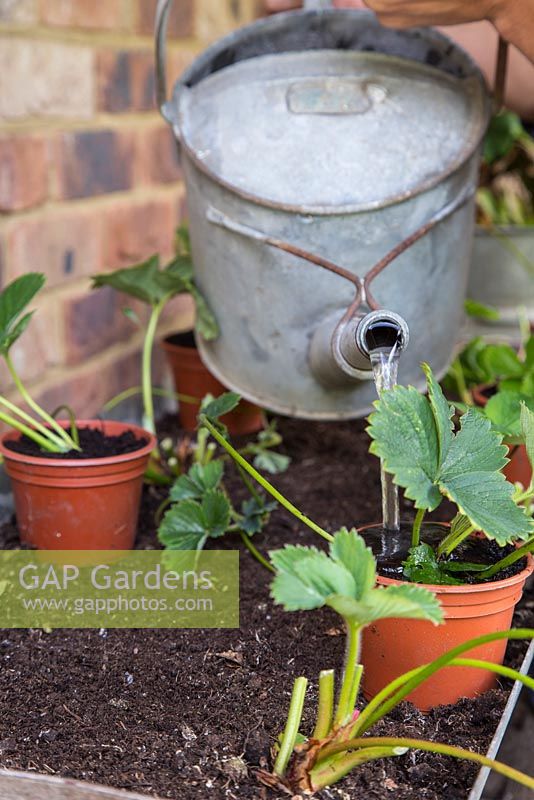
xmin=0 ymin=274 xmax=156 ymax=550
xmin=446 ymin=332 xmax=534 ymax=486
xmin=259 ymin=529 xmax=534 ymax=795
xmin=161 ymin=226 xmax=264 ymax=434
xmin=197 ymin=368 xmax=534 ymax=710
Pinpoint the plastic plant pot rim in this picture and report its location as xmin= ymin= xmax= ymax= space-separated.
xmin=0 ymin=420 xmax=157 ymax=469
xmin=359 ymin=522 xmax=534 ymax=594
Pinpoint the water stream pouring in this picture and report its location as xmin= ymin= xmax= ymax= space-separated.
xmin=155 ymin=0 xmax=490 ymax=419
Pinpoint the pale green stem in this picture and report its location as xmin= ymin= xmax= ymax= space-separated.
xmin=5 ymin=353 xmax=79 ymax=450
xmin=478 ymin=536 xmax=534 ymax=579
xmin=239 ymin=531 xmax=274 ymax=573
xmin=273 ymin=677 xmax=308 ymax=777
xmin=142 ymin=303 xmax=165 ymax=435
xmin=313 ymin=737 xmax=534 ymax=792
xmin=51 ymin=404 xmax=79 ymax=448
xmin=411 ymin=508 xmax=426 ymax=548
xmin=0 ymin=408 xmax=59 ymax=452
xmin=453 ymin=658 xmax=534 ymax=690
xmin=334 ymin=620 xmax=362 ymax=727
xmin=200 ymin=416 xmax=334 ymax=542
xmin=103 ymin=385 xmax=198 ymax=414
xmin=312 ymin=670 xmax=335 ymax=741
xmin=437 ymin=523 xmax=476 ymax=557
xmin=311 ymin=745 xmax=406 ymax=790
xmin=0 ymin=396 xmax=68 ymax=451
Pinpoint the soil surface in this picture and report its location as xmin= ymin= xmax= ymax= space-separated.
xmin=0 ymin=416 xmax=532 ymax=800
xmin=4 ymin=426 xmax=149 ymax=460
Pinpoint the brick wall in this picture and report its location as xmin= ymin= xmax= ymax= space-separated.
xmin=0 ymin=0 xmax=260 ymax=421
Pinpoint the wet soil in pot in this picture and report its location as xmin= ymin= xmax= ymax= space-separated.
xmin=0 ymin=417 xmax=531 ymax=800
xmin=4 ymin=427 xmax=149 ymax=459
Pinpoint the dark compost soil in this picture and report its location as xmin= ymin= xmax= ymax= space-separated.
xmin=0 ymin=416 xmax=532 ymax=800
xmin=4 ymin=426 xmax=148 ymax=460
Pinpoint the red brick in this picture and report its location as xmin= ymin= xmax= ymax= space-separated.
xmin=41 ymin=0 xmax=125 ymax=30
xmin=96 ymin=50 xmax=156 ymax=113
xmin=104 ymin=196 xmax=177 ymax=270
xmin=137 ymin=0 xmax=194 ymax=38
xmin=36 ymin=362 xmax=120 ymax=420
xmin=3 ymin=207 xmax=104 ymax=288
xmin=0 ymin=0 xmax=37 ymax=25
xmin=54 ymin=129 xmax=136 ymax=200
xmin=62 ymin=285 xmax=133 ymax=366
xmin=9 ymin=295 xmax=62 ymax=383
xmin=137 ymin=125 xmax=181 ymax=185
xmin=0 ymin=136 xmax=48 ymax=212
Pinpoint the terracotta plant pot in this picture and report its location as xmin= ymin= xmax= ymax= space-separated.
xmin=162 ymin=332 xmax=265 ymax=434
xmin=0 ymin=420 xmax=156 ymax=551
xmin=360 ymin=525 xmax=534 ymax=711
xmin=472 ymin=385 xmax=532 ymax=488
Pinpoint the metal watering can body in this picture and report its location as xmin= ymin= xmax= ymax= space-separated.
xmin=155 ymin=2 xmax=490 ymax=419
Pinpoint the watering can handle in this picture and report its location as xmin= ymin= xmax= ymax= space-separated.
xmin=155 ymin=0 xmax=173 ymax=116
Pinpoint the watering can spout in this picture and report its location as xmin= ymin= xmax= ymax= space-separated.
xmin=309 ymin=309 xmax=409 ymax=387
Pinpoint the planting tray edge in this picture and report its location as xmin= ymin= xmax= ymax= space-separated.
xmin=0 ymin=769 xmax=165 ymax=800
xmin=467 ymin=638 xmax=534 ymax=800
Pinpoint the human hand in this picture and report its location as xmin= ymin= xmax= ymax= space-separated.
xmin=264 ymin=0 xmax=367 ymax=11
xmin=360 ymin=1 xmax=502 ymax=28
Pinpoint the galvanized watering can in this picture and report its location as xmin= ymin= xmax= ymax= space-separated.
xmin=156 ymin=1 xmax=490 ymax=418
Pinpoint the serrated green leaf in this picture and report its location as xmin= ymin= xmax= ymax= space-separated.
xmin=479 ymin=344 xmax=524 ymax=381
xmin=403 ymin=544 xmax=462 ymax=585
xmin=252 ymin=450 xmax=290 ymax=475
xmin=329 ymin=528 xmax=375 ymax=600
xmin=423 ymin=362 xmax=454 ymax=465
xmin=201 ymin=392 xmax=241 ymax=421
xmin=240 ymin=496 xmax=276 ymax=535
xmin=367 ymin=385 xmax=441 ymax=510
xmin=483 ymin=110 xmax=525 ymax=164
xmin=270 ymin=532 xmax=443 ymax=626
xmin=0 ymin=273 xmax=45 ymax=355
xmin=92 ymin=255 xmax=169 ymax=306
xmin=158 ymin=501 xmax=208 ymax=550
xmin=484 ymin=391 xmax=534 ymax=439
xmin=170 ymin=461 xmax=224 ymax=502
xmin=327 ymin=583 xmax=443 ymax=625
xmin=158 ymin=489 xmax=230 ymax=550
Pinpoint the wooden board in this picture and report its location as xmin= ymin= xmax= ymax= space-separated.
xmin=0 ymin=770 xmax=162 ymax=800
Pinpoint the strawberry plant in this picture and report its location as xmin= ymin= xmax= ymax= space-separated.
xmin=92 ymin=227 xmax=218 ymax=436
xmin=0 ymin=274 xmax=79 ymax=453
xmin=158 ymin=393 xmax=289 ymax=568
xmin=367 ymin=363 xmax=534 ymax=584
xmin=260 ymin=529 xmax=534 ymax=794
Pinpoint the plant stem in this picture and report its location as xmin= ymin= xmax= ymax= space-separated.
xmin=0 ymin=396 xmax=67 ymax=451
xmin=437 ymin=523 xmax=475 ymax=558
xmin=5 ymin=354 xmax=79 ymax=450
xmin=311 ymin=745 xmax=406 ymax=790
xmin=142 ymin=303 xmax=164 ymax=435
xmin=477 ymin=536 xmax=534 ymax=579
xmin=313 ymin=670 xmax=335 ymax=740
xmin=239 ymin=531 xmax=274 ymax=573
xmin=449 ymin=358 xmax=473 ymax=406
xmin=334 ymin=620 xmax=362 ymax=726
xmin=411 ymin=508 xmax=425 ymax=548
xmin=0 ymin=409 xmax=59 ymax=453
xmin=273 ymin=677 xmax=308 ymax=777
xmin=50 ymin=404 xmax=79 ymax=448
xmin=314 ymin=737 xmax=534 ymax=792
xmin=103 ymin=386 xmax=197 ymax=413
xmin=453 ymin=658 xmax=534 ymax=691
xmin=200 ymin=416 xmax=334 ymax=543
xmin=355 ymin=628 xmax=534 ymax=735
xmin=236 ymin=462 xmax=262 ymax=505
